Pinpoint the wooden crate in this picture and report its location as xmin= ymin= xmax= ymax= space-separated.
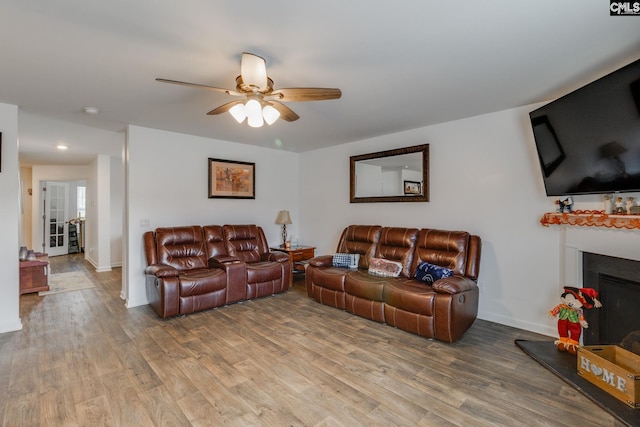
xmin=578 ymin=345 xmax=640 ymax=409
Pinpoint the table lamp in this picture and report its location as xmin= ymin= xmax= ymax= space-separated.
xmin=275 ymin=210 xmax=292 ymax=246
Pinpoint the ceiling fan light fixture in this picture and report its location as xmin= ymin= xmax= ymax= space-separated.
xmin=157 ymin=51 xmax=341 ymax=126
xmin=229 ymin=103 xmax=246 ymax=123
xmin=245 ymin=99 xmax=264 ymax=127
xmin=262 ymin=104 xmax=280 ymax=125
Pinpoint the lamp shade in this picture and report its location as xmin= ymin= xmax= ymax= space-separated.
xmin=275 ymin=210 xmax=292 ymax=225
xmin=245 ymin=99 xmax=264 ymax=128
xmin=241 ymin=52 xmax=268 ymax=91
xmin=229 ymin=103 xmax=246 ymax=123
xmin=262 ymin=104 xmax=280 ymax=125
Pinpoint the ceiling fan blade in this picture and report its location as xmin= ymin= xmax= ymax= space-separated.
xmin=269 ymin=101 xmax=300 ymax=122
xmin=156 ymin=78 xmax=243 ymax=96
xmin=271 ymin=87 xmax=342 ymax=102
xmin=240 ymin=53 xmax=268 ymax=91
xmin=207 ymin=100 xmax=244 ymax=115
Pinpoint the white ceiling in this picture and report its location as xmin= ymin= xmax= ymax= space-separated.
xmin=3 ymin=1 xmax=640 ymax=166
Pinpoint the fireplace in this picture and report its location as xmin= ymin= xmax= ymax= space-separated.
xmin=583 ymin=252 xmax=640 ymax=355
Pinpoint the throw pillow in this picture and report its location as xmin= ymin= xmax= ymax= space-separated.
xmin=414 ymin=261 xmax=453 ymax=283
xmin=332 ymin=253 xmax=360 ymax=269
xmin=368 ymin=257 xmax=403 ymax=277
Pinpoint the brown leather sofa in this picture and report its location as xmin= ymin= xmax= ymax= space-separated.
xmin=306 ymin=225 xmax=481 ymax=343
xmin=143 ymin=224 xmax=290 ymax=318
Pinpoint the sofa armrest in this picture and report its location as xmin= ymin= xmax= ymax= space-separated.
xmin=146 ymin=275 xmax=180 ymax=318
xmin=145 ymin=264 xmax=179 ymax=278
xmin=432 ymin=275 xmax=478 ymax=294
xmin=308 ymin=255 xmax=334 ymax=268
xmin=263 ymin=251 xmax=289 ymax=263
xmin=208 ymin=255 xmax=240 ymax=268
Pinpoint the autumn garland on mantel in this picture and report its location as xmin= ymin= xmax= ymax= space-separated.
xmin=540 ymin=210 xmax=640 ymax=230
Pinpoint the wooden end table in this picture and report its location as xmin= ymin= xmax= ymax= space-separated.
xmin=271 ymin=245 xmax=315 ymax=287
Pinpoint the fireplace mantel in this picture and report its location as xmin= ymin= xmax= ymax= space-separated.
xmin=542 ymin=210 xmax=640 ymax=291
xmin=540 ymin=210 xmax=640 ymax=230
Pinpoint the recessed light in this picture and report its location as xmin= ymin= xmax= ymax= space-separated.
xmin=83 ymin=106 xmax=99 ymax=114
xmin=57 ymin=144 xmax=68 ymax=150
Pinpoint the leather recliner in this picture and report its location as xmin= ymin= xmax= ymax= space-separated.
xmin=143 ymin=224 xmax=289 ymax=318
xmin=222 ymin=224 xmax=291 ymax=299
xmin=306 ymin=225 xmax=481 ymax=343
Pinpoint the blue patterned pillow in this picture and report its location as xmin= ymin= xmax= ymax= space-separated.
xmin=332 ymin=253 xmax=360 ymax=269
xmin=414 ymin=261 xmax=453 ymax=284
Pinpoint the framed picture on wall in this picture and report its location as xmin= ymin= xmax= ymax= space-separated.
xmin=208 ymin=158 xmax=255 ymax=199
xmin=403 ymin=180 xmax=422 ymax=195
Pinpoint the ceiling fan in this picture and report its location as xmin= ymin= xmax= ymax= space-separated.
xmin=156 ymin=52 xmax=342 ymax=127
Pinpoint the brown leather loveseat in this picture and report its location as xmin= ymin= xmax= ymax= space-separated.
xmin=143 ymin=224 xmax=290 ymax=318
xmin=306 ymin=225 xmax=481 ymax=343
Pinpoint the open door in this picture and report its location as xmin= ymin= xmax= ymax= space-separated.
xmin=42 ymin=181 xmax=69 ymax=256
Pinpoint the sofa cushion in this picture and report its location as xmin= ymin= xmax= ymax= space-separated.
xmin=223 ymin=224 xmax=263 ymax=263
xmin=414 ymin=261 xmax=453 ymax=284
xmin=336 ymin=225 xmax=382 ymax=269
xmin=203 ymin=225 xmax=228 ymax=259
xmin=368 ymin=257 xmax=403 ymax=277
xmin=383 ymin=279 xmax=435 ymax=316
xmin=246 ymin=261 xmax=283 ymax=283
xmin=308 ymin=266 xmax=348 ymax=291
xmin=178 ymin=269 xmax=228 ymax=315
xmin=155 ymin=226 xmax=208 ymax=271
xmin=344 ymin=270 xmax=387 ymax=302
xmin=179 ymin=268 xmax=227 ymax=296
xmin=412 ymin=229 xmax=469 ymax=276
xmin=375 ymin=227 xmax=419 ymax=277
xmin=332 ymin=253 xmax=360 ymax=269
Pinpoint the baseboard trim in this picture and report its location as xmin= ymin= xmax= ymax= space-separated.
xmin=0 ymin=318 xmax=23 ymax=334
xmin=478 ymin=311 xmax=556 ymax=338
xmin=84 ymin=255 xmax=114 ymax=273
xmin=126 ymin=296 xmax=149 ymax=309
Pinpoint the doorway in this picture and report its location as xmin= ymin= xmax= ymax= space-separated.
xmin=40 ymin=180 xmax=86 ymax=257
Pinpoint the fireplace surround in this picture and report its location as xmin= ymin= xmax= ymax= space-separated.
xmin=583 ymin=252 xmax=640 ymax=355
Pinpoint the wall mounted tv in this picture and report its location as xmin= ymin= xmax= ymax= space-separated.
xmin=529 ymin=58 xmax=640 ymax=196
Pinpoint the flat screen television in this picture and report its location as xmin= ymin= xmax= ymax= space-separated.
xmin=529 ymin=58 xmax=640 ymax=196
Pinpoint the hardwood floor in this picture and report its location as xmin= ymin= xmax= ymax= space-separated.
xmin=0 ymin=254 xmax=621 ymax=426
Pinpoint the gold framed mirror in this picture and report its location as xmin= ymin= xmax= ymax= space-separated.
xmin=350 ymin=144 xmax=429 ymax=203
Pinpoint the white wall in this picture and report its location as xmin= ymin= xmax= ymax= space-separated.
xmin=124 ymin=125 xmax=299 ymax=308
xmin=300 ymin=105 xmax=581 ymax=337
xmin=87 ymin=155 xmax=111 ymax=272
xmin=111 ymin=156 xmax=123 ymax=267
xmin=0 ymin=103 xmax=22 ymax=333
xmin=19 ymin=166 xmax=33 ymax=247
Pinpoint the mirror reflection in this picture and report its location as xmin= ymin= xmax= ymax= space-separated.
xmin=350 ymin=144 xmax=429 ymax=203
xmin=355 ymin=152 xmax=423 ymax=197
